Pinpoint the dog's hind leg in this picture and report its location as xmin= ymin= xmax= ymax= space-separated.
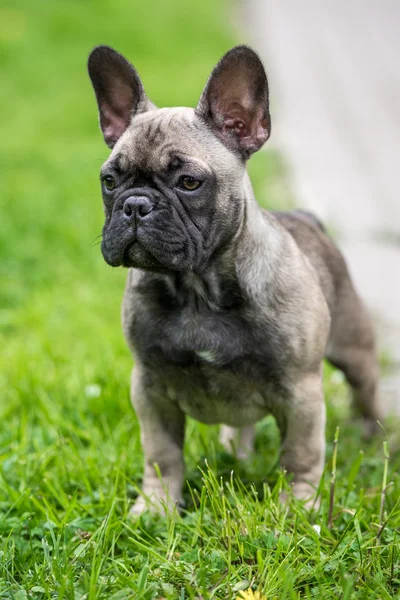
xmin=219 ymin=425 xmax=255 ymax=459
xmin=326 ymin=284 xmax=382 ymax=434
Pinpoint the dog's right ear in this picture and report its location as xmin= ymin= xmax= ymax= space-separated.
xmin=88 ymin=46 xmax=154 ymax=148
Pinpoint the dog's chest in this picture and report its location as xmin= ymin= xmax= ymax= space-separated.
xmin=161 ymin=305 xmax=248 ymax=365
xmin=131 ymin=292 xmax=288 ymax=425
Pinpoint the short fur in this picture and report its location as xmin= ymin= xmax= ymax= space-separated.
xmin=88 ymin=45 xmax=381 ymax=514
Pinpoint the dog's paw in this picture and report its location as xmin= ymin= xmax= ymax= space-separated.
xmin=128 ymin=495 xmax=183 ymax=519
xmin=128 ymin=496 xmax=152 ymax=519
xmin=280 ymin=482 xmax=320 ymax=511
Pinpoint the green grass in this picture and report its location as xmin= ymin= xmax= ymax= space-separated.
xmin=0 ymin=0 xmax=399 ymax=598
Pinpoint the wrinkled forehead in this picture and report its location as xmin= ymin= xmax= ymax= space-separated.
xmin=106 ymin=107 xmax=239 ymax=174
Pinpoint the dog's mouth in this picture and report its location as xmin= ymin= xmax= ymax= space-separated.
xmin=101 ymin=224 xmax=167 ymax=269
xmin=102 ymin=213 xmax=201 ymax=271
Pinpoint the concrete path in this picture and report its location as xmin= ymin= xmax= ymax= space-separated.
xmin=245 ymin=0 xmax=400 ymax=414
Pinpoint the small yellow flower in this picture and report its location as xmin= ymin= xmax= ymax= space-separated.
xmin=237 ymin=590 xmax=267 ymax=600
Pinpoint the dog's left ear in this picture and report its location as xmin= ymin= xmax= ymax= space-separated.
xmin=196 ymin=46 xmax=271 ymax=158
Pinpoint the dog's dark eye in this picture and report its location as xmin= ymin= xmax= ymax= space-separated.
xmin=102 ymin=175 xmax=116 ymax=191
xmin=178 ymin=176 xmax=202 ymax=191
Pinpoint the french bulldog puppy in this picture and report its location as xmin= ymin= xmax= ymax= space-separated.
xmin=87 ymin=45 xmax=381 ymax=514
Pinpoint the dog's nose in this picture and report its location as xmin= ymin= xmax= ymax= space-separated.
xmin=123 ymin=196 xmax=153 ymax=219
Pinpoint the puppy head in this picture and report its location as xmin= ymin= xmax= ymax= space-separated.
xmin=88 ymin=45 xmax=271 ymax=271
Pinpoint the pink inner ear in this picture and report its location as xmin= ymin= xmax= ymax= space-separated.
xmin=219 ymin=100 xmax=251 ymax=137
xmin=224 ymin=117 xmax=247 ymax=138
xmin=101 ymin=102 xmax=131 ymax=147
xmin=221 ymin=104 xmax=269 ymax=153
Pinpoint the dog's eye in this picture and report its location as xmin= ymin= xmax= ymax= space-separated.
xmin=178 ymin=176 xmax=202 ymax=191
xmin=102 ymin=175 xmax=116 ymax=191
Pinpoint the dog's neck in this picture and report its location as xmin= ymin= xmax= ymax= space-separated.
xmin=159 ymin=260 xmax=242 ymax=312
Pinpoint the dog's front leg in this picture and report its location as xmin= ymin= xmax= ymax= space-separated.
xmin=129 ymin=365 xmax=185 ymax=517
xmin=276 ymin=371 xmax=326 ymax=508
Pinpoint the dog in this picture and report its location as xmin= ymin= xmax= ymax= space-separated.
xmin=87 ymin=45 xmax=381 ymax=514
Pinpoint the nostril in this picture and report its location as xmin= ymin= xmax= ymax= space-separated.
xmin=123 ymin=196 xmax=153 ymax=219
xmin=123 ymin=202 xmax=133 ymax=217
xmin=138 ymin=202 xmax=152 ymax=217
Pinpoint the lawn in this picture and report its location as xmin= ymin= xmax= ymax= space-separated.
xmin=0 ymin=0 xmax=399 ymax=598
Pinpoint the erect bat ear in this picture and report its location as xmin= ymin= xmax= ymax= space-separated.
xmin=88 ymin=45 xmax=154 ymax=148
xmin=196 ymin=45 xmax=271 ymax=158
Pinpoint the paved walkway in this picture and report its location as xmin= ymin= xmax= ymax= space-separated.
xmin=246 ymin=0 xmax=400 ymax=414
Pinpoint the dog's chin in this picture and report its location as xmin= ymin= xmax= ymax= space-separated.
xmin=121 ymin=241 xmax=164 ymax=270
